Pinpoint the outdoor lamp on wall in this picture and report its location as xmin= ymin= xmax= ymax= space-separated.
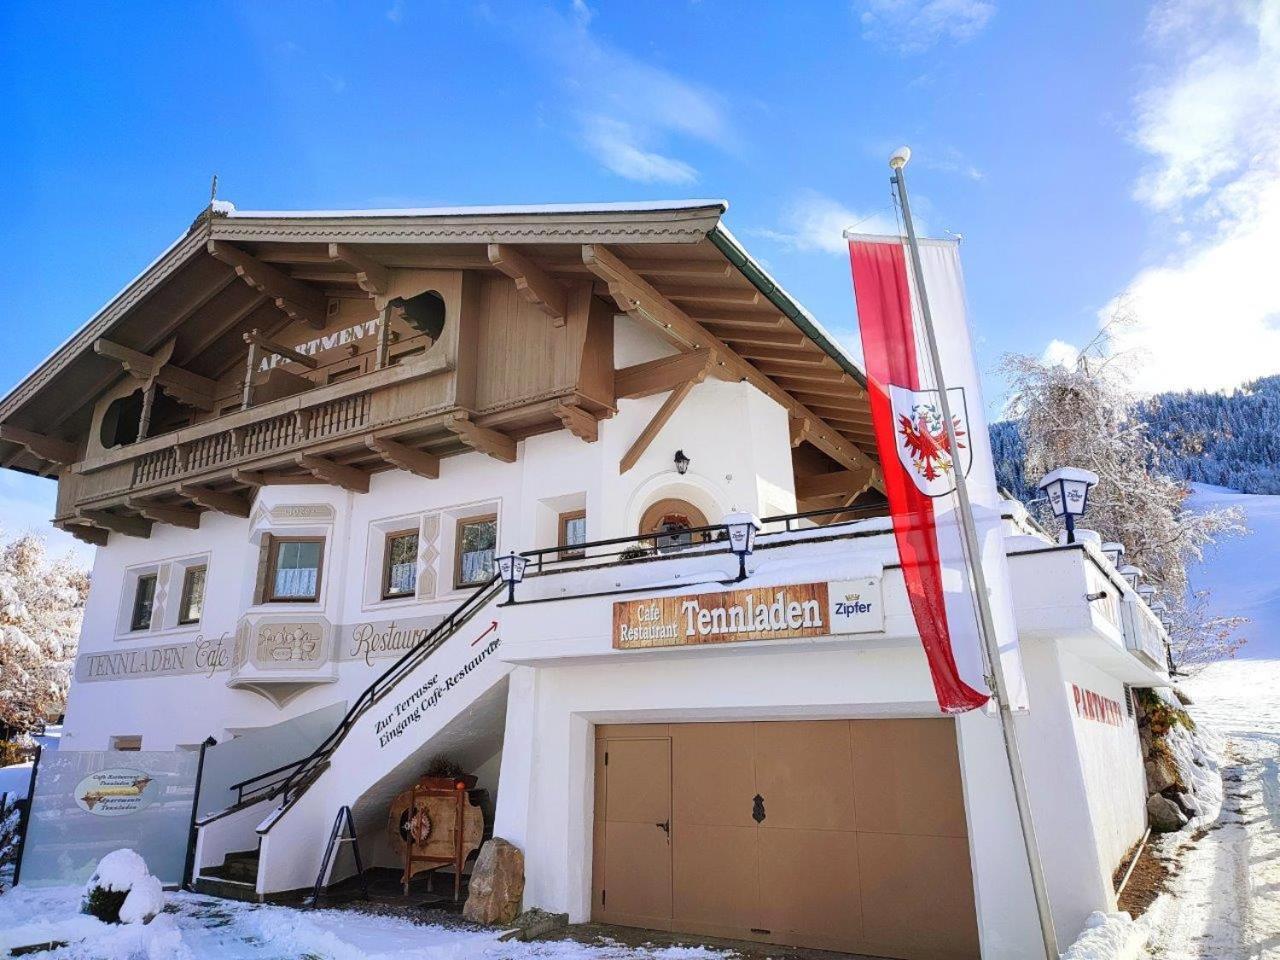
xmin=497 ymin=550 xmax=528 ymax=604
xmin=1037 ymin=467 xmax=1100 ymax=544
xmin=723 ymin=511 xmax=761 ymax=582
xmin=1137 ymin=584 xmax=1158 ymax=606
xmin=1102 ymin=541 xmax=1125 ymax=567
xmin=674 ymin=450 xmax=690 ymax=475
xmin=1119 ymin=564 xmax=1143 ymax=590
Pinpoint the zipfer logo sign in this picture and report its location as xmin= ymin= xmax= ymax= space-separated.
xmin=612 ymin=578 xmax=883 ymax=650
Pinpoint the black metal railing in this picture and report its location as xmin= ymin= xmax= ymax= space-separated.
xmin=270 ymin=574 xmax=503 ymax=812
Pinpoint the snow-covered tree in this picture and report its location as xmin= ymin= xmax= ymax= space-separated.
xmin=0 ymin=532 xmax=89 ymax=732
xmin=1162 ymin=591 xmax=1248 ymax=674
xmin=1001 ymin=317 xmax=1247 ymax=668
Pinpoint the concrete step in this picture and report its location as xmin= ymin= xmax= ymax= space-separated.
xmin=203 ymin=849 xmax=260 ymax=884
xmin=192 ymin=874 xmax=261 ymax=903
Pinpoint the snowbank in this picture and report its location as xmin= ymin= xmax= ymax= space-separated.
xmin=86 ymin=849 xmax=149 ymax=893
xmin=1061 ymin=911 xmax=1148 ymax=960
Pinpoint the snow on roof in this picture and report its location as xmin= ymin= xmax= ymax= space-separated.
xmin=224 ymin=199 xmax=728 ymax=219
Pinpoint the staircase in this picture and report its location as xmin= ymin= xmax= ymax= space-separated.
xmin=193 ymin=576 xmax=509 ymax=899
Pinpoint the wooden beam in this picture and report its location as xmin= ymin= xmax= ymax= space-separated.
xmin=614 ymin=349 xmax=713 ymax=400
xmin=243 ymin=329 xmax=320 ymax=369
xmin=207 ymin=240 xmax=328 ymax=329
xmin=127 ymin=499 xmax=202 ymax=529
xmin=555 ymin=401 xmax=599 ymax=443
xmin=0 ymin=425 xmax=77 ymax=465
xmin=688 ymin=311 xmax=786 ymax=329
xmin=365 ymin=435 xmax=440 ymax=479
xmin=790 ymin=416 xmax=813 ymax=449
xmin=664 ymin=286 xmax=761 ymax=307
xmin=178 ymin=484 xmax=251 ymax=518
xmin=737 ymin=344 xmax=827 ymax=365
xmin=620 ymin=379 xmax=698 ymax=475
xmin=583 ymin=244 xmax=882 ymax=490
xmin=57 ymin=522 xmax=108 ymax=546
xmin=78 ymin=510 xmax=152 ymax=538
xmin=754 ymin=362 xmax=851 ymax=384
xmin=487 ymin=244 xmax=567 ymax=326
xmin=446 ymin=414 xmax=517 ymax=463
xmin=701 ymin=325 xmax=807 ymax=348
xmin=629 ymin=259 xmax=731 ymax=279
xmin=94 ymin=338 xmax=218 ymax=410
xmin=795 ymin=468 xmax=879 ymax=501
xmin=294 ymin=454 xmax=370 ymax=493
xmin=328 ymin=243 xmax=389 ymax=295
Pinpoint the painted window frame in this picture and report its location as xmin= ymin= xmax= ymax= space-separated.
xmin=454 ymin=513 xmax=498 ymax=589
xmin=558 ymin=509 xmax=587 ymax=560
xmin=381 ymin=528 xmax=420 ymax=600
xmin=176 ymin=564 xmax=207 ymax=625
xmin=130 ymin=573 xmax=158 ymax=632
xmin=265 ymin=535 xmax=326 ymax=603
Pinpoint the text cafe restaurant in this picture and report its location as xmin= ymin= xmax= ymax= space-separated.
xmin=1 ymin=201 xmax=1172 ymax=960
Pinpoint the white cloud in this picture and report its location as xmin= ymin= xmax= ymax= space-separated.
xmin=859 ymin=0 xmax=996 ymax=54
xmin=1040 ymin=339 xmax=1080 ymax=369
xmin=1100 ymin=0 xmax=1280 ymax=393
xmin=752 ymin=191 xmax=900 ymax=255
xmin=526 ymin=7 xmax=733 ymax=184
xmin=581 ymin=116 xmax=697 ymax=184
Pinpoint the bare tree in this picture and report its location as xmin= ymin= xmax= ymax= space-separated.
xmin=1002 ymin=314 xmax=1247 ymax=668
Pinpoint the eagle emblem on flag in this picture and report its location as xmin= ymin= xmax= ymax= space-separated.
xmin=888 ymin=385 xmax=973 ymax=497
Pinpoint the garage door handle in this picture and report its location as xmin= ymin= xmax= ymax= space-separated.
xmin=655 ymin=820 xmax=670 ymax=835
xmin=752 ymin=794 xmax=765 ymax=823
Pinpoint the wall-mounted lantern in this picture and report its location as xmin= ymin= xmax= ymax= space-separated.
xmin=497 ymin=551 xmax=528 ymax=604
xmin=1119 ymin=564 xmax=1143 ymax=590
xmin=674 ymin=450 xmax=690 ymax=475
xmin=1102 ymin=542 xmax=1125 ymax=567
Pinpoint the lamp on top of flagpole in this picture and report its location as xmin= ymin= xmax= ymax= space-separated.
xmin=885 ymin=146 xmax=1060 ymax=960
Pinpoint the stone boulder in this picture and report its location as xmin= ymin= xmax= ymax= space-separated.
xmin=463 ymin=838 xmax=525 ymax=926
xmin=1147 ymin=793 xmax=1188 ymax=833
xmin=1145 ymin=755 xmax=1178 ymax=794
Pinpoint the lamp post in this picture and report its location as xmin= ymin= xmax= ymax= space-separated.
xmin=723 ymin=512 xmax=760 ymax=582
xmin=1037 ymin=467 xmax=1099 ymax=544
xmin=496 ymin=551 xmax=527 ymax=604
xmin=1101 ymin=542 xmax=1125 ymax=567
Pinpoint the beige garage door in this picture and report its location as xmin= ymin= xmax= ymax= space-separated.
xmin=592 ymin=720 xmax=979 ymax=960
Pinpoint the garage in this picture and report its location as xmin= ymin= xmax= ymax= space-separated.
xmin=591 ymin=719 xmax=980 ymax=960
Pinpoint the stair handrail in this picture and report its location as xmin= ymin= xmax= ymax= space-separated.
xmin=272 ymin=574 xmax=503 ymax=807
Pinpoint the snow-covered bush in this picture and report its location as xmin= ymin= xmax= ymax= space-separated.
xmin=80 ymin=849 xmax=163 ymax=924
xmin=0 ymin=793 xmax=21 ymax=890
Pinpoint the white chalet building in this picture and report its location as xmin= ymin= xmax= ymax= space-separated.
xmin=0 ymin=201 xmax=1173 ymax=960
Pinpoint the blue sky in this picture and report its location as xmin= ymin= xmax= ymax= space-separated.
xmin=2 ymin=0 xmax=1278 ymax=562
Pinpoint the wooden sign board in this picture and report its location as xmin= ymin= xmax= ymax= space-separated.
xmin=612 ymin=578 xmax=882 ymax=650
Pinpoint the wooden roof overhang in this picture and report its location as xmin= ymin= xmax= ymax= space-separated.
xmin=0 ymin=201 xmax=881 ymax=535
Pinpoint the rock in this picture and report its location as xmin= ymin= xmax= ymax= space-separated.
xmin=497 ymin=907 xmax=570 ymax=942
xmin=1138 ymin=725 xmax=1154 ymax=757
xmin=1145 ymin=755 xmax=1177 ymax=794
xmin=1173 ymin=790 xmax=1201 ymax=819
xmin=463 ymin=838 xmax=525 ymax=926
xmin=1147 ymin=793 xmax=1188 ymax=833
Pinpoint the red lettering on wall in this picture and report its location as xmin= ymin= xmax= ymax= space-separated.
xmin=1070 ymin=683 xmax=1124 ymax=727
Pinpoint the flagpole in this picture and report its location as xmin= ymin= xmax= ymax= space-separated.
xmin=889 ymin=148 xmax=1059 ymax=959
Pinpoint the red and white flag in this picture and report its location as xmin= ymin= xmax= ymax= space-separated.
xmin=848 ymin=236 xmax=1027 ymax=713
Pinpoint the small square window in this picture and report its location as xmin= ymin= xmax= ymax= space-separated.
xmin=267 ymin=537 xmax=324 ymax=602
xmin=558 ymin=510 xmax=587 ymax=559
xmin=131 ymin=574 xmax=157 ymax=631
xmin=455 ymin=515 xmax=497 ymax=588
xmin=383 ymin=530 xmax=419 ymax=599
xmin=178 ymin=565 xmax=207 ymax=625
xmin=110 ymin=735 xmax=142 ymax=752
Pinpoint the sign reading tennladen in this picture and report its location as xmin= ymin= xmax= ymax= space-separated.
xmin=613 ymin=579 xmax=883 ymax=650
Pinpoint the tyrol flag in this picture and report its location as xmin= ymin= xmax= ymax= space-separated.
xmin=848 ymin=236 xmax=1028 ymax=713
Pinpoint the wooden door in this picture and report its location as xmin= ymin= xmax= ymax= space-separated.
xmin=593 ymin=733 xmax=673 ymax=926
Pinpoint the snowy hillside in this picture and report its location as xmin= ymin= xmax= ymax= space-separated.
xmin=1186 ymin=485 xmax=1280 ymax=660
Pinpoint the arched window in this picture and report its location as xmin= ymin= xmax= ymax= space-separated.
xmin=100 ymin=390 xmax=144 ymax=448
xmin=640 ymin=498 xmax=710 ymax=554
xmin=390 ymin=289 xmax=446 ymax=343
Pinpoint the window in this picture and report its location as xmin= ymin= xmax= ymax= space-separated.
xmin=177 ymin=565 xmax=207 ymax=625
xmin=383 ymin=529 xmax=419 ymax=599
xmin=267 ymin=537 xmax=324 ymax=601
xmin=558 ymin=509 xmax=587 ymax=559
xmin=110 ymin=735 xmax=142 ymax=752
xmin=640 ymin=499 xmax=710 ymax=554
xmin=131 ymin=574 xmax=157 ymax=631
xmin=455 ymin=515 xmax=497 ymax=588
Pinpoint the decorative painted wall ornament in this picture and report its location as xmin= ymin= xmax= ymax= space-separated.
xmin=74 ymin=768 xmax=157 ymax=817
xmin=254 ymin=621 xmax=323 ymax=666
xmin=612 ymin=578 xmax=884 ymax=650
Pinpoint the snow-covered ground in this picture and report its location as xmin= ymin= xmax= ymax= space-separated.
xmin=0 ymin=884 xmax=732 ymax=960
xmin=1141 ymin=658 xmax=1280 ymax=960
xmin=1186 ymin=485 xmax=1280 ymax=660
